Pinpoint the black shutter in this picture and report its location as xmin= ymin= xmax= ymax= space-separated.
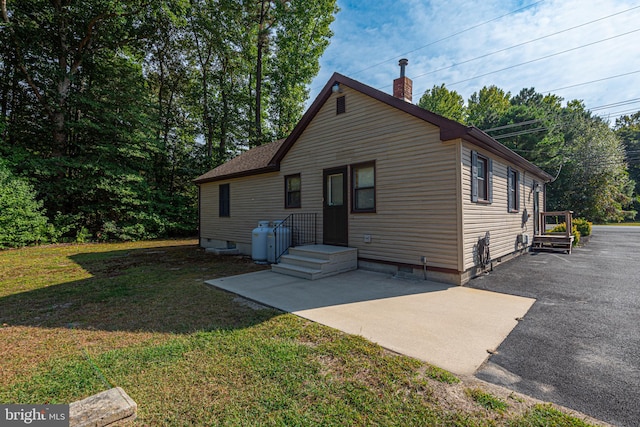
xmin=488 ymin=158 xmax=493 ymax=203
xmin=517 ymin=171 xmax=521 ymax=211
xmin=219 ymin=184 xmax=230 ymax=217
xmin=507 ymin=166 xmax=513 ymax=212
xmin=471 ymin=150 xmax=478 ymax=202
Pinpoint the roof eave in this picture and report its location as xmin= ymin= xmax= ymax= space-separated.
xmin=450 ymin=127 xmax=554 ymax=182
xmin=193 ymin=165 xmax=280 ymax=185
xmin=270 ymin=74 xmax=341 ymax=164
xmin=270 ymin=73 xmax=552 ymax=182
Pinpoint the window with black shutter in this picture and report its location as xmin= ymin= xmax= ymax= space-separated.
xmin=507 ymin=167 xmax=520 ymax=212
xmin=471 ymin=151 xmax=492 ymax=203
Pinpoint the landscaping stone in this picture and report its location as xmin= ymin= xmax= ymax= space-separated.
xmin=69 ymin=387 xmax=136 ymax=427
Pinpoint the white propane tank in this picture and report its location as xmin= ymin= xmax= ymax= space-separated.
xmin=251 ymin=220 xmax=270 ymax=263
xmin=267 ymin=220 xmax=291 ymax=263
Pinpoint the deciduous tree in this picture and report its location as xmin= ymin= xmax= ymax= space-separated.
xmin=614 ymin=111 xmax=640 ymax=219
xmin=417 ymin=84 xmax=466 ymax=123
xmin=467 ymin=85 xmax=511 ymax=130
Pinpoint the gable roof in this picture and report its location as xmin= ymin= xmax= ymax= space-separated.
xmin=194 ymin=73 xmax=553 ymax=184
xmin=194 ymin=139 xmax=284 ymax=183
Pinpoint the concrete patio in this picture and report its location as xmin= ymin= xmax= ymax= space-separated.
xmin=206 ymin=269 xmax=534 ymax=376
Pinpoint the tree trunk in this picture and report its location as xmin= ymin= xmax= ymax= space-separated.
xmin=254 ymin=40 xmax=263 ymax=147
xmin=253 ymin=0 xmax=269 ymax=147
xmin=51 ymin=110 xmax=67 ymax=157
xmin=219 ymin=75 xmax=229 ymax=163
xmin=53 ymin=3 xmax=70 ymax=156
xmin=202 ymin=66 xmax=214 ymax=159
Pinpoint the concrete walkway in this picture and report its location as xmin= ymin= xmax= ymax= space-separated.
xmin=206 ymin=270 xmax=534 ymax=375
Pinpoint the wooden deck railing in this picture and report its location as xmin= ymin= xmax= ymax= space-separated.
xmin=532 ymin=210 xmax=574 ymax=254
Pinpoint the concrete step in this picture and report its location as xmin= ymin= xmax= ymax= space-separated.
xmin=279 ymin=254 xmax=330 ymax=270
xmin=289 ymin=245 xmax=357 ymax=261
xmin=272 ymin=245 xmax=357 ymax=280
xmin=271 ymin=263 xmax=322 ymax=280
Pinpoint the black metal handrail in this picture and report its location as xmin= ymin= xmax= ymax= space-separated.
xmin=272 ymin=213 xmax=317 ymax=263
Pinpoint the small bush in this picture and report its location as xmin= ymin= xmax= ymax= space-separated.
xmin=548 ymin=223 xmax=580 ymax=246
xmin=573 ymin=218 xmax=592 ymax=237
xmin=0 ymin=162 xmax=51 ymax=248
xmin=50 ymin=212 xmax=89 ymax=243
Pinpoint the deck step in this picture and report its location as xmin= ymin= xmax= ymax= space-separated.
xmin=532 ymin=234 xmax=574 ymax=254
xmin=272 ymin=245 xmax=357 ymax=280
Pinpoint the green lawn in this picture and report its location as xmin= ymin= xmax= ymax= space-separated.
xmin=0 ymin=240 xmax=598 ymax=426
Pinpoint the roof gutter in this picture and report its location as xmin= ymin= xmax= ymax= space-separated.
xmin=442 ymin=127 xmax=554 ymax=182
xmin=193 ymin=165 xmax=280 ymax=185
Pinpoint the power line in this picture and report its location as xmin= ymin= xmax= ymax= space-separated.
xmin=484 ymin=119 xmax=544 ymax=132
xmin=491 ymin=127 xmax=549 ymax=139
xmin=589 ymin=98 xmax=640 ymax=111
xmin=410 ymin=5 xmax=640 ymax=84
xmin=308 ymin=3 xmax=640 ymax=119
xmin=344 ymin=1 xmax=545 ymax=78
xmin=596 ymin=108 xmax=640 ymax=120
xmin=482 ymin=97 xmax=640 ymax=134
xmin=485 ymin=108 xmax=640 ymax=141
xmin=310 ymin=5 xmax=640 ymax=114
xmin=541 ymin=70 xmax=640 ymax=93
xmin=441 ymin=28 xmax=640 ymax=88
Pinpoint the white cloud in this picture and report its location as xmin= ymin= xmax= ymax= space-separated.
xmin=310 ymin=0 xmax=640 ymax=123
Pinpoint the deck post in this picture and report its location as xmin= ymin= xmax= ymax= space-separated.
xmin=532 ymin=210 xmax=574 ymax=254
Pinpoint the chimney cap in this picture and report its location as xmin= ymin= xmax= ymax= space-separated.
xmin=398 ymin=58 xmax=408 ymax=78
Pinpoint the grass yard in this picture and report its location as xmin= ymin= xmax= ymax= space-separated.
xmin=0 ymin=240 xmax=598 ymax=426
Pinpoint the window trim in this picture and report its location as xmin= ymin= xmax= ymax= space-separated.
xmin=284 ymin=173 xmax=301 ymax=209
xmin=351 ymin=161 xmax=376 ymax=213
xmin=219 ymin=183 xmax=230 ymax=217
xmin=507 ymin=167 xmax=520 ymax=213
xmin=471 ymin=150 xmax=492 ymax=204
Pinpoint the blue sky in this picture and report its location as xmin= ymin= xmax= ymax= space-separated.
xmin=308 ymin=0 xmax=640 ymax=124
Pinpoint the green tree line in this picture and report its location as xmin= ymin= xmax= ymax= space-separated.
xmin=419 ymin=84 xmax=639 ymax=223
xmin=0 ymin=0 xmax=337 ymax=248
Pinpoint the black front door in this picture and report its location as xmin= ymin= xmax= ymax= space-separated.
xmin=323 ymin=166 xmax=348 ymax=246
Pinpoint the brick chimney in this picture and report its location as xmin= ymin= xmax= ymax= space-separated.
xmin=393 ymin=58 xmax=412 ymax=102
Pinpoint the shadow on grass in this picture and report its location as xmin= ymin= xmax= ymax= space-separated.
xmin=0 ymin=243 xmax=275 ymax=334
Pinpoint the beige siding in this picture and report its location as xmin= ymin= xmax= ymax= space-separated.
xmin=200 ymin=86 xmax=460 ymax=270
xmin=278 ymin=87 xmax=459 ymax=270
xmin=200 ymin=172 xmax=282 ymax=247
xmin=461 ymin=143 xmax=545 ymax=270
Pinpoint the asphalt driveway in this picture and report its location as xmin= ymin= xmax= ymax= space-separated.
xmin=470 ymin=226 xmax=640 ymax=427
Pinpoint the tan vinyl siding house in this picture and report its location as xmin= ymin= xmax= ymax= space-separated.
xmin=195 ymin=72 xmax=553 ymax=285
